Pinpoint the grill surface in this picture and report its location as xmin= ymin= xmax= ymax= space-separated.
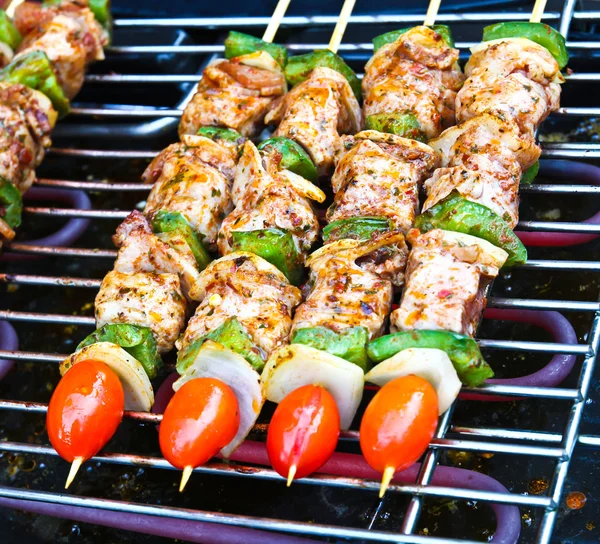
xmin=1 ymin=0 xmax=600 ymax=542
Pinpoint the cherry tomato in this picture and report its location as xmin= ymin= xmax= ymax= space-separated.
xmin=159 ymin=378 xmax=240 ymax=471
xmin=47 ymin=359 xmax=125 ymax=463
xmin=267 ymin=385 xmax=340 ymax=484
xmin=360 ymin=375 xmax=438 ymax=494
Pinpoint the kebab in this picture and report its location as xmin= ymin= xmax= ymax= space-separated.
xmin=264 ymin=0 xmax=363 ymax=176
xmin=0 ymin=0 xmax=108 ymax=253
xmin=46 ymin=129 xmax=247 ymax=488
xmin=158 ymin=137 xmax=327 ymax=491
xmin=178 ymin=0 xmax=292 ymax=139
xmin=44 ymin=1 xmax=296 ymax=487
xmin=260 ymin=2 xmax=467 ymax=484
xmin=361 ymin=5 xmax=568 ymax=495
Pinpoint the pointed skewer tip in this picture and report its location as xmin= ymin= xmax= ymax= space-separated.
xmin=65 ymin=457 xmax=84 ymax=490
xmin=379 ymin=466 xmax=396 ymax=498
xmin=179 ymin=466 xmax=194 ymax=493
xmin=286 ymin=465 xmax=297 ymax=487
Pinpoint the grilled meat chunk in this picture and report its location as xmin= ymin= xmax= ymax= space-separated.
xmin=218 ymin=140 xmax=320 ymax=257
xmin=391 ymin=229 xmax=506 ymax=337
xmin=363 ymin=26 xmax=464 ymax=140
xmin=265 ymin=67 xmax=362 ymax=176
xmin=329 ymin=131 xmax=439 ymax=233
xmin=457 ymin=38 xmax=562 ymax=136
xmin=95 ymin=270 xmax=187 ymax=353
xmin=142 ymin=137 xmax=235 ymax=250
xmin=15 ymin=2 xmax=107 ymax=98
xmin=292 ymin=234 xmax=406 ymax=339
xmin=112 ymin=212 xmax=202 ymax=302
xmin=425 ymin=114 xmax=539 ymax=228
xmin=0 ymin=82 xmax=56 ymax=193
xmin=179 ymin=56 xmax=286 ymax=138
xmin=180 ymin=252 xmax=302 ymax=359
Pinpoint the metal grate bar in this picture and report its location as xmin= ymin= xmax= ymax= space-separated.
xmin=31 ymin=177 xmax=600 ymax=195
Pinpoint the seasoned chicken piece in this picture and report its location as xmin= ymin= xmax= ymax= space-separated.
xmin=363 ymin=26 xmax=464 ymax=140
xmin=142 ymin=138 xmax=234 ymax=250
xmin=292 ymin=234 xmax=406 ymax=339
xmin=112 ymin=212 xmax=202 ymax=302
xmin=0 ymin=83 xmax=56 ymax=193
xmin=457 ymin=38 xmax=563 ymax=135
xmin=329 ymin=131 xmax=439 ymax=233
xmin=428 ymin=114 xmax=539 ymax=227
xmin=179 ymin=252 xmax=302 ymax=359
xmin=179 ymin=56 xmax=286 ymax=138
xmin=218 ymin=141 xmax=321 ymax=257
xmin=14 ymin=1 xmax=108 ymax=62
xmin=265 ymin=67 xmax=362 ymax=176
xmin=391 ymin=229 xmax=507 ymax=337
xmin=95 ymin=271 xmax=187 ymax=353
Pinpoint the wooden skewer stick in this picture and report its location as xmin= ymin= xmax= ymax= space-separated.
xmin=530 ymin=0 xmax=547 ymax=23
xmin=328 ymin=0 xmax=357 ymax=54
xmin=262 ymin=0 xmax=293 ymax=43
xmin=423 ymin=0 xmax=442 ymax=27
xmin=5 ymin=0 xmax=24 ymax=19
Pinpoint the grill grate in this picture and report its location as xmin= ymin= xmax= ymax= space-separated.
xmin=1 ymin=1 xmax=600 ymax=542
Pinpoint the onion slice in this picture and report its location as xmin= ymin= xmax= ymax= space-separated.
xmin=60 ymin=342 xmax=154 ymax=412
xmin=263 ymin=343 xmax=364 ymax=429
xmin=173 ymin=340 xmax=264 ymax=457
xmin=365 ymin=348 xmax=461 ymax=414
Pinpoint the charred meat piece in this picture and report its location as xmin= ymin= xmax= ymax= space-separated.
xmin=142 ymin=137 xmax=235 ymax=250
xmin=391 ymin=229 xmax=507 ymax=337
xmin=179 ymin=252 xmax=302 ymax=359
xmin=95 ymin=270 xmax=187 ymax=353
xmin=265 ymin=67 xmax=362 ymax=176
xmin=363 ymin=26 xmax=464 ymax=140
xmin=179 ymin=56 xmax=286 ymax=139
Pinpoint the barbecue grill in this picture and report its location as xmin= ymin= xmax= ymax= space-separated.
xmin=1 ymin=0 xmax=600 ymax=542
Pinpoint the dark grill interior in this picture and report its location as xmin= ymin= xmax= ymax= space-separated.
xmin=1 ymin=0 xmax=600 ymax=542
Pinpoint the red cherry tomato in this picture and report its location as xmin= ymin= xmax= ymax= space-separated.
xmin=47 ymin=359 xmax=125 ymax=463
xmin=159 ymin=378 xmax=240 ymax=471
xmin=267 ymin=385 xmax=340 ymax=483
xmin=360 ymin=375 xmax=438 ymax=478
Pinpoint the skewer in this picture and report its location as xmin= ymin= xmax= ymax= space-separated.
xmin=423 ymin=0 xmax=442 ymax=27
xmin=328 ymin=0 xmax=357 ymax=54
xmin=179 ymin=465 xmax=193 ymax=493
xmin=5 ymin=0 xmax=23 ymax=19
xmin=65 ymin=457 xmax=83 ymax=489
xmin=286 ymin=465 xmax=297 ymax=487
xmin=530 ymin=0 xmax=547 ymax=23
xmin=262 ymin=0 xmax=292 ymax=43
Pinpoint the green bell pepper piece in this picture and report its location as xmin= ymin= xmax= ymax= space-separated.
xmin=0 ymin=10 xmax=21 ymax=50
xmin=197 ymin=126 xmax=244 ymax=145
xmin=482 ymin=22 xmax=568 ymax=70
xmin=177 ymin=317 xmax=265 ymax=373
xmin=367 ymin=329 xmax=493 ymax=387
xmin=151 ymin=210 xmax=212 ymax=271
xmin=224 ymin=31 xmax=288 ymax=68
xmin=257 ymin=137 xmax=317 ymax=182
xmin=0 ymin=177 xmax=22 ymax=229
xmin=231 ymin=228 xmax=304 ymax=285
xmin=285 ymin=49 xmax=362 ymax=101
xmin=0 ymin=51 xmax=70 ymax=118
xmin=372 ymin=24 xmax=455 ymax=53
xmin=521 ymin=161 xmax=539 ymax=185
xmin=365 ymin=113 xmax=425 ymax=142
xmin=292 ymin=326 xmax=370 ymax=372
xmin=322 ymin=216 xmax=391 ymax=243
xmin=77 ymin=323 xmax=163 ymax=379
xmin=415 ymin=191 xmax=527 ymax=268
